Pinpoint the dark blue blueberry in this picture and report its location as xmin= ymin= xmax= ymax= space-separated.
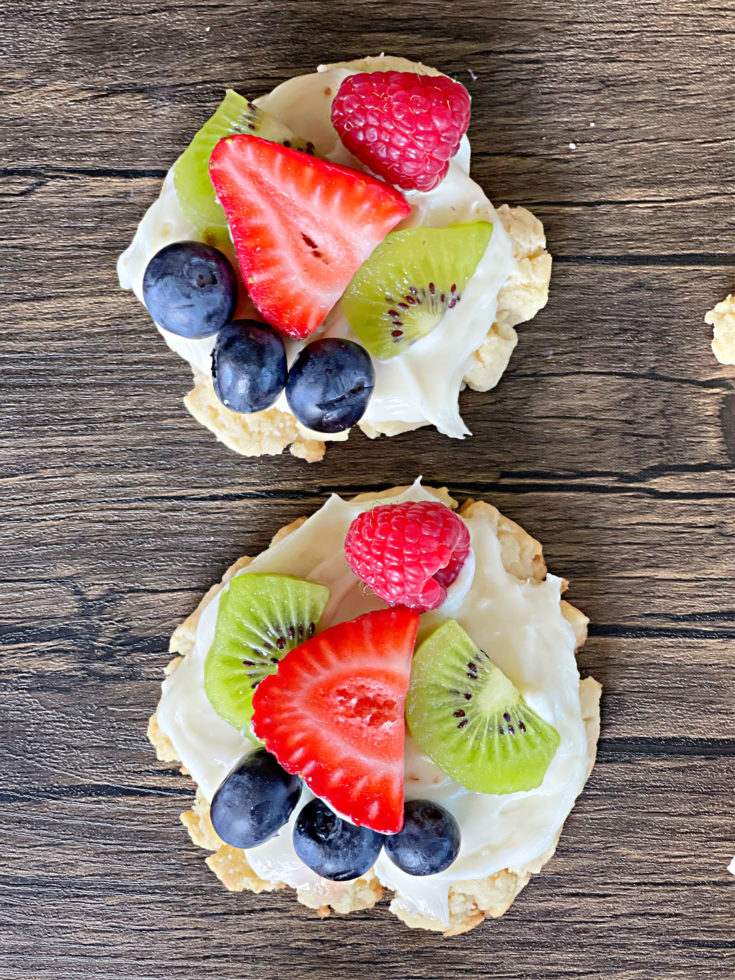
xmin=210 ymin=748 xmax=302 ymax=849
xmin=212 ymin=320 xmax=287 ymax=414
xmin=293 ymin=798 xmax=383 ymax=881
xmin=383 ymin=800 xmax=460 ymax=876
xmin=142 ymin=241 xmax=237 ymax=338
xmin=285 ymin=338 xmax=374 ymax=433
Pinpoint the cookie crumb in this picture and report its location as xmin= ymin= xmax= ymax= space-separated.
xmin=705 ymin=293 xmax=735 ymax=364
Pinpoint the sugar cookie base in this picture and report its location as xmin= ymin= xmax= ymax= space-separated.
xmin=148 ymin=486 xmax=601 ymax=934
xmin=705 ymin=293 xmax=735 ymax=365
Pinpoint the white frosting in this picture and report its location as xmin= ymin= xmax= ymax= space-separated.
xmin=117 ymin=63 xmax=516 ymax=439
xmin=156 ymin=481 xmax=589 ymax=925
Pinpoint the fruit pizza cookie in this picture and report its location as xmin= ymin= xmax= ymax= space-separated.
xmin=119 ymin=56 xmax=552 ymax=461
xmin=705 ymin=293 xmax=735 ymax=365
xmin=148 ymin=482 xmax=601 ymax=934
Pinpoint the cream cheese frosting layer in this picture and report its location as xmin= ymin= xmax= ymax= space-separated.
xmin=155 ymin=480 xmax=589 ymax=926
xmin=117 ymin=60 xmax=516 ymax=439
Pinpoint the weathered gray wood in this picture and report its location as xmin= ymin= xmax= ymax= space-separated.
xmin=2 ymin=0 xmax=735 ymax=976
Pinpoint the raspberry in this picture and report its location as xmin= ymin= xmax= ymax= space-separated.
xmin=344 ymin=501 xmax=471 ymax=611
xmin=331 ymin=71 xmax=471 ymax=193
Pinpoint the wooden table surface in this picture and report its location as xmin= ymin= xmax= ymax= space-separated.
xmin=2 ymin=1 xmax=734 ymax=977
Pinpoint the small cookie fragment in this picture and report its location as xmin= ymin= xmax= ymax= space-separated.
xmin=705 ymin=293 xmax=735 ymax=365
xmin=458 ymin=499 xmax=546 ymax=582
xmin=464 ymin=204 xmax=552 ymax=392
xmin=206 ymin=847 xmax=282 ymax=894
xmin=495 ymin=205 xmax=553 ymax=332
xmin=147 ymin=711 xmax=178 ymax=763
xmin=390 ymin=860 xmax=537 ymax=935
xmin=184 ymin=369 xmax=337 ymax=462
xmin=181 ymin=789 xmax=222 ymax=851
xmin=296 ymin=872 xmax=384 ymax=915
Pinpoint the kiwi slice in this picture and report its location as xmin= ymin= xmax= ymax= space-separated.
xmin=406 ymin=619 xmax=560 ymax=794
xmin=204 ymin=573 xmax=329 ymax=732
xmin=174 ymin=89 xmax=314 ymax=230
xmin=341 ymin=222 xmax=493 ymax=360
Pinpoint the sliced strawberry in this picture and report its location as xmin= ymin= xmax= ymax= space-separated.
xmin=209 ymin=135 xmax=410 ymax=339
xmin=251 ymin=607 xmax=420 ymax=834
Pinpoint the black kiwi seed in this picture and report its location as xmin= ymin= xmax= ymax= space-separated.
xmin=384 ymin=282 xmax=464 ymax=346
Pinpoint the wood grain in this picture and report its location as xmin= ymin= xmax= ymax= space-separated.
xmin=2 ymin=0 xmax=734 ymax=976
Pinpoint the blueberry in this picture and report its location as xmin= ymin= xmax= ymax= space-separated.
xmin=212 ymin=320 xmax=287 ymax=414
xmin=293 ymin=798 xmax=383 ymax=881
xmin=142 ymin=241 xmax=237 ymax=338
xmin=285 ymin=338 xmax=374 ymax=433
xmin=383 ymin=800 xmax=460 ymax=876
xmin=210 ymin=748 xmax=301 ymax=849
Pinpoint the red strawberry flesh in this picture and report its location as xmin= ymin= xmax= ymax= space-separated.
xmin=251 ymin=606 xmax=420 ymax=834
xmin=209 ymin=135 xmax=410 ymax=338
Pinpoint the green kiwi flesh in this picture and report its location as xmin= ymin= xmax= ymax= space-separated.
xmin=406 ymin=619 xmax=560 ymax=793
xmin=204 ymin=573 xmax=329 ymax=732
xmin=174 ymin=89 xmax=314 ymax=231
xmin=341 ymin=222 xmax=493 ymax=360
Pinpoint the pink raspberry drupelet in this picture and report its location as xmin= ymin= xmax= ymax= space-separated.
xmin=344 ymin=500 xmax=471 ymax=611
xmin=331 ymin=71 xmax=471 ymax=192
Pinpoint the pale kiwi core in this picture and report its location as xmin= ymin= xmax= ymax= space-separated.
xmin=479 ymin=670 xmax=517 ymax=714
